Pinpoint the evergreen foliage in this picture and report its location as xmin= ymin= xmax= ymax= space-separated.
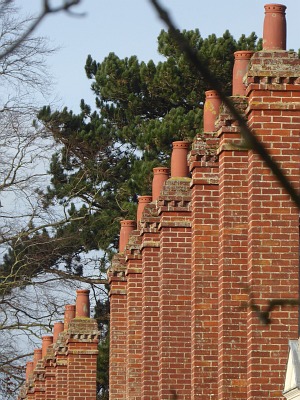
xmin=0 ymin=28 xmax=262 ymax=392
xmin=35 ymin=29 xmax=262 ymax=269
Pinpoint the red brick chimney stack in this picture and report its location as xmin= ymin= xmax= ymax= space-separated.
xmin=203 ymin=90 xmax=221 ymax=132
xmin=263 ymin=4 xmax=286 ymax=50
xmin=137 ymin=195 xmax=152 ymax=224
xmin=232 ymin=51 xmax=254 ymax=96
xmin=170 ymin=141 xmax=190 ymax=177
xmin=33 ymin=348 xmax=42 ymax=369
xmin=64 ymin=304 xmax=76 ymax=330
xmin=152 ymin=167 xmax=170 ymax=201
xmin=42 ymin=335 xmax=53 ymax=358
xmin=53 ymin=321 xmax=64 ymax=342
xmin=25 ymin=361 xmax=34 ymax=381
xmin=75 ymin=288 xmax=90 ymax=318
xmin=119 ymin=219 xmax=136 ymax=253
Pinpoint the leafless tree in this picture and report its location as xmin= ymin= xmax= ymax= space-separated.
xmin=0 ymin=2 xmax=107 ymax=398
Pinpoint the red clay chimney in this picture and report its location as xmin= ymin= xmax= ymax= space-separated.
xmin=25 ymin=361 xmax=34 ymax=381
xmin=232 ymin=51 xmax=254 ymax=96
xmin=152 ymin=167 xmax=170 ymax=201
xmin=75 ymin=289 xmax=90 ymax=318
xmin=42 ymin=335 xmax=53 ymax=358
xmin=170 ymin=141 xmax=190 ymax=178
xmin=119 ymin=220 xmax=136 ymax=253
xmin=53 ymin=321 xmax=64 ymax=342
xmin=203 ymin=90 xmax=221 ymax=132
xmin=137 ymin=195 xmax=152 ymax=224
xmin=33 ymin=348 xmax=42 ymax=369
xmin=64 ymin=304 xmax=76 ymax=330
xmin=263 ymin=4 xmax=286 ymax=50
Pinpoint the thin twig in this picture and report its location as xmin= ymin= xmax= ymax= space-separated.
xmin=0 ymin=0 xmax=83 ymax=62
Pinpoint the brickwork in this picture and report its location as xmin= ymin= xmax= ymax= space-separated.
xmin=140 ymin=203 xmax=161 ymax=399
xmin=246 ymin=50 xmax=300 ymax=400
xmin=189 ymin=133 xmax=219 ymax=399
xmin=18 ymin=4 xmax=300 ymax=400
xmin=108 ymin=5 xmax=300 ymax=400
xmin=19 ymin=291 xmax=99 ymax=400
xmin=125 ymin=231 xmax=143 ymax=400
xmin=109 ymin=255 xmax=128 ymax=400
xmin=158 ymin=179 xmax=192 ymax=399
xmin=217 ymin=100 xmax=249 ymax=400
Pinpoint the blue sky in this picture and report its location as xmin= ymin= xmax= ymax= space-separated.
xmin=16 ymin=0 xmax=300 ymax=112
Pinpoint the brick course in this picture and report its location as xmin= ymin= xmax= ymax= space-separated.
xmin=108 ymin=7 xmax=300 ymax=400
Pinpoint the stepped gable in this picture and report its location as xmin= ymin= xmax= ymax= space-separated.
xmin=108 ymin=252 xmax=127 ymax=281
xmin=139 ymin=201 xmax=160 ymax=235
xmin=157 ymin=177 xmax=191 ymax=215
xmin=247 ymin=50 xmax=300 ymax=84
xmin=18 ymin=290 xmax=99 ymax=400
xmin=125 ymin=228 xmax=142 ymax=261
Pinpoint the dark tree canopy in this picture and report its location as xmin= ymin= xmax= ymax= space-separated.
xmin=31 ymin=29 xmax=262 ymax=272
xmin=0 ymin=29 xmax=262 ymax=292
xmin=0 ymin=27 xmax=262 ymax=398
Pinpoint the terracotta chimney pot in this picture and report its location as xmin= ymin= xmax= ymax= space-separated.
xmin=152 ymin=167 xmax=170 ymax=201
xmin=53 ymin=321 xmax=64 ymax=342
xmin=76 ymin=289 xmax=90 ymax=318
xmin=33 ymin=348 xmax=42 ymax=369
xmin=263 ymin=4 xmax=286 ymax=50
xmin=232 ymin=51 xmax=254 ymax=96
xmin=25 ymin=361 xmax=34 ymax=381
xmin=119 ymin=220 xmax=136 ymax=253
xmin=64 ymin=304 xmax=76 ymax=330
xmin=170 ymin=141 xmax=190 ymax=178
xmin=137 ymin=195 xmax=152 ymax=224
xmin=203 ymin=90 xmax=221 ymax=132
xmin=42 ymin=335 xmax=53 ymax=358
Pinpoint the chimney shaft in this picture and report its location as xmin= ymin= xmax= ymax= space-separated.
xmin=25 ymin=361 xmax=34 ymax=381
xmin=53 ymin=321 xmax=64 ymax=342
xmin=137 ymin=196 xmax=152 ymax=224
xmin=170 ymin=141 xmax=190 ymax=178
xmin=42 ymin=335 xmax=53 ymax=358
xmin=64 ymin=304 xmax=76 ymax=330
xmin=152 ymin=167 xmax=170 ymax=201
xmin=119 ymin=220 xmax=136 ymax=253
xmin=203 ymin=90 xmax=221 ymax=132
xmin=76 ymin=289 xmax=90 ymax=318
xmin=33 ymin=348 xmax=42 ymax=369
xmin=263 ymin=4 xmax=286 ymax=50
xmin=232 ymin=51 xmax=254 ymax=96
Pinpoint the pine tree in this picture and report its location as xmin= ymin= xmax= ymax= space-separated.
xmin=1 ymin=28 xmax=262 ymax=391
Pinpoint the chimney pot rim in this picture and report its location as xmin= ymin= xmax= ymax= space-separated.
xmin=264 ymin=3 xmax=286 ymax=12
xmin=120 ymin=219 xmax=136 ymax=227
xmin=138 ymin=195 xmax=152 ymax=202
xmin=234 ymin=50 xmax=255 ymax=58
xmin=205 ymin=89 xmax=220 ymax=99
xmin=42 ymin=335 xmax=53 ymax=341
xmin=76 ymin=289 xmax=90 ymax=295
xmin=153 ymin=166 xmax=169 ymax=173
xmin=172 ymin=140 xmax=190 ymax=149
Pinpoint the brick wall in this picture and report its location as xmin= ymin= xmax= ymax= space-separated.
xmin=108 ymin=4 xmax=300 ymax=400
xmin=158 ymin=178 xmax=192 ymax=399
xmin=189 ymin=133 xmax=219 ymax=399
xmin=18 ymin=290 xmax=99 ymax=400
xmin=18 ymin=4 xmax=300 ymax=400
xmin=246 ymin=50 xmax=300 ymax=400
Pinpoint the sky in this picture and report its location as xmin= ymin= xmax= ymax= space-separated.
xmin=15 ymin=0 xmax=300 ymax=113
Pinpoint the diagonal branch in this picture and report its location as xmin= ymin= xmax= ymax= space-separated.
xmin=150 ymin=0 xmax=300 ymax=210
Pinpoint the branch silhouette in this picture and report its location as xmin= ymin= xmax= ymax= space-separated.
xmin=150 ymin=0 xmax=300 ymax=210
xmin=150 ymin=0 xmax=300 ymax=325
